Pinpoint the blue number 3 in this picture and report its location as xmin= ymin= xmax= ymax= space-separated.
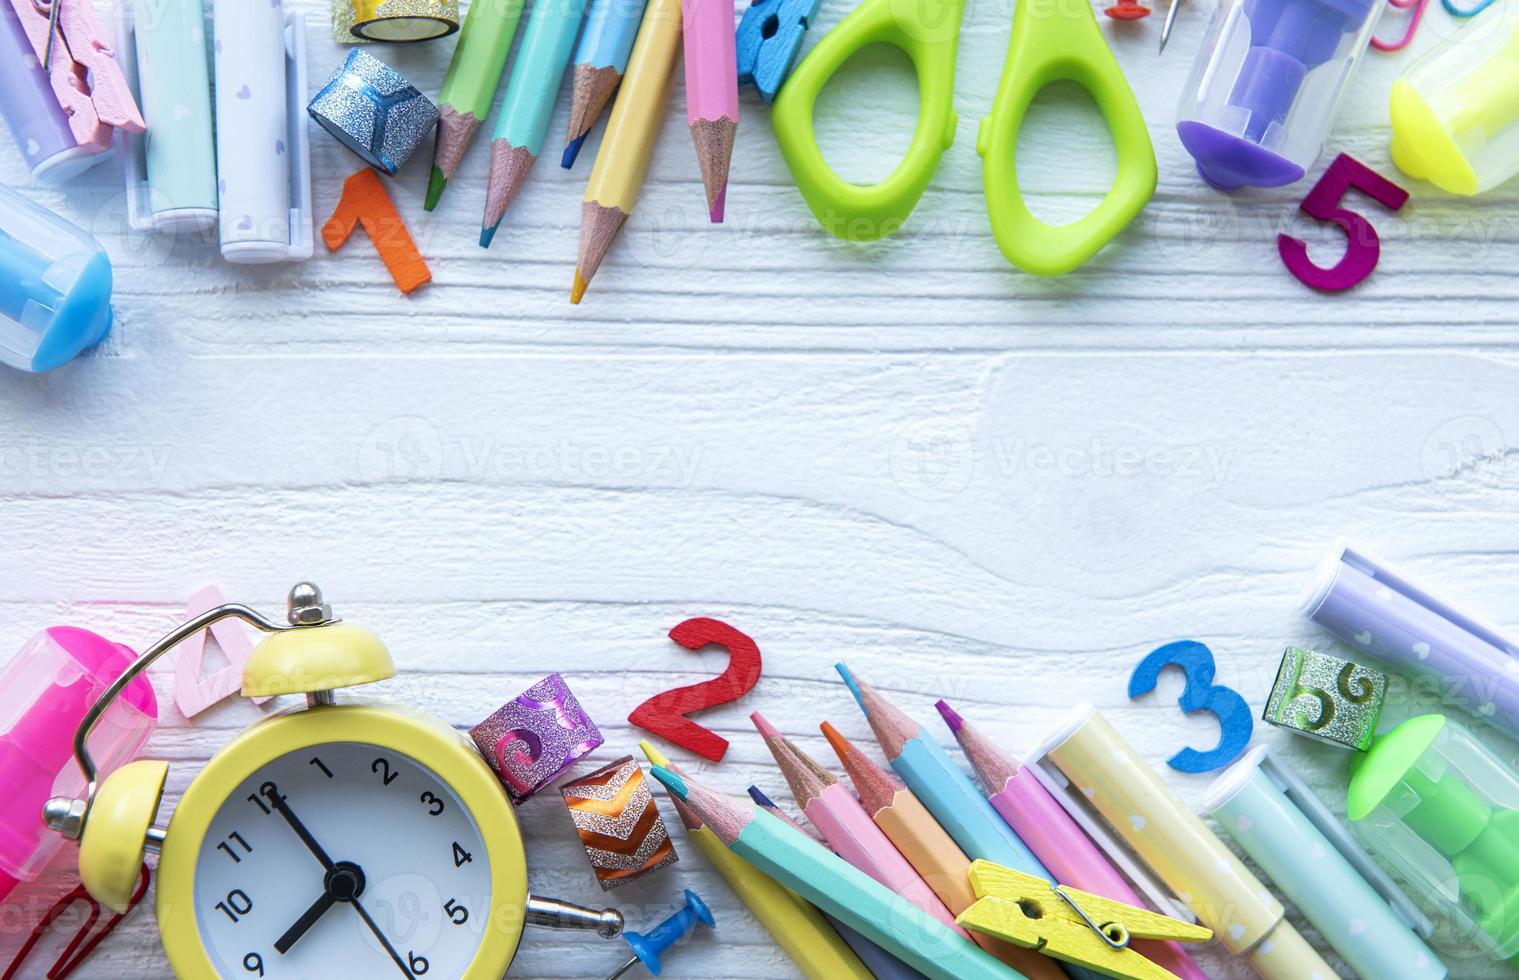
xmin=1128 ymin=640 xmax=1253 ymax=774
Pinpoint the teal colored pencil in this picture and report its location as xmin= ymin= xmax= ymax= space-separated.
xmin=651 ymin=767 xmax=1028 ymax=980
xmin=481 ymin=0 xmax=590 ymax=246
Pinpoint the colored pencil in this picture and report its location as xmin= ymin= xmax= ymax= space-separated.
xmin=649 ymin=766 xmax=1030 ymax=980
xmin=934 ymin=701 xmax=1211 ymax=980
xmin=481 ymin=0 xmax=590 ymax=246
xmin=836 ymin=664 xmax=1053 ymax=879
xmin=747 ymin=785 xmax=935 ymax=980
xmin=638 ymin=743 xmax=875 ymax=980
xmin=821 ymin=721 xmax=1066 ymax=980
xmin=750 ymin=712 xmax=966 ymax=937
xmin=561 ymin=0 xmax=652 ymax=166
xmin=570 ymin=0 xmax=680 ymax=303
xmin=427 ymin=0 xmax=527 ymax=210
xmin=680 ymin=0 xmax=738 ymax=221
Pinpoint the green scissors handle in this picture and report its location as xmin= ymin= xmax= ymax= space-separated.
xmin=978 ymin=0 xmax=1157 ymax=275
xmin=771 ymin=0 xmax=966 ymax=240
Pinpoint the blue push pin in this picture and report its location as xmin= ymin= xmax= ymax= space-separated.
xmin=606 ymin=890 xmax=715 ymax=978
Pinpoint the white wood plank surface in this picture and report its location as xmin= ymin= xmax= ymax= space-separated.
xmin=1 ymin=0 xmax=1517 ymax=974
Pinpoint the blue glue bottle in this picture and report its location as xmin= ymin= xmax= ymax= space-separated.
xmin=607 ymin=890 xmax=715 ymax=978
xmin=1175 ymin=0 xmax=1381 ymax=189
xmin=0 ymin=186 xmax=114 ymax=372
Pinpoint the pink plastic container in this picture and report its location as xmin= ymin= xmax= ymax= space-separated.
xmin=0 ymin=627 xmax=157 ymax=901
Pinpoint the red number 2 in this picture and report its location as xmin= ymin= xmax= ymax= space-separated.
xmin=1278 ymin=153 xmax=1408 ymax=292
xmin=628 ymin=618 xmax=763 ymax=762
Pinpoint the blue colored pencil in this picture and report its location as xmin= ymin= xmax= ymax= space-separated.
xmin=561 ymin=0 xmax=651 ymax=166
xmin=482 ymin=0 xmax=590 ymax=245
xmin=651 ymin=767 xmax=1028 ymax=980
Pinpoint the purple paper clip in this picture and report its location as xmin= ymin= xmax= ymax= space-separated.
xmin=470 ymin=673 xmax=604 ymax=803
xmin=1303 ymin=541 xmax=1519 ymax=738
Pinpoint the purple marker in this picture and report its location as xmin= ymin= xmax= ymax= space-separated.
xmin=1303 ymin=542 xmax=1519 ymax=740
xmin=1175 ymin=0 xmax=1381 ymax=189
xmin=0 ymin=4 xmax=108 ymax=183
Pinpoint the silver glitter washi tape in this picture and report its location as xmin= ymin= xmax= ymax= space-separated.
xmin=1263 ymin=646 xmax=1386 ymax=751
xmin=307 ymin=49 xmax=439 ymax=175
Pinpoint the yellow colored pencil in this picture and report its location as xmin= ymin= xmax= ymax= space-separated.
xmin=639 ymin=741 xmax=874 ymax=980
xmin=570 ymin=0 xmax=681 ymax=303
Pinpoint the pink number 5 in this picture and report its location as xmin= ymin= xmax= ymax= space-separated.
xmin=1278 ymin=153 xmax=1409 ymax=292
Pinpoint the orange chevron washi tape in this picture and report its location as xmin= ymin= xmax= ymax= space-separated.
xmin=560 ymin=756 xmax=678 ymax=889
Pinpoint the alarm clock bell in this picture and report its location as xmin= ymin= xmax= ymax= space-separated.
xmin=45 ymin=582 xmax=389 ymax=911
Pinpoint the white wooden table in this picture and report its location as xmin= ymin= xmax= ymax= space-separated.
xmin=2 ymin=0 xmax=1516 ymax=973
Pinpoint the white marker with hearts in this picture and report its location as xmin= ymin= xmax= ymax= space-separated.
xmin=212 ymin=0 xmax=312 ymax=263
xmin=116 ymin=0 xmax=217 ymax=232
xmin=1205 ymin=746 xmax=1445 ymax=980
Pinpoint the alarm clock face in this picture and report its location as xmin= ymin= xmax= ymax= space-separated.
xmin=192 ymin=741 xmax=492 ymax=978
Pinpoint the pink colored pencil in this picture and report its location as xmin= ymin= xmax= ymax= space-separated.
xmin=751 ymin=712 xmax=969 ymax=939
xmin=936 ymin=700 xmax=1211 ymax=980
xmin=680 ymin=0 xmax=738 ymax=221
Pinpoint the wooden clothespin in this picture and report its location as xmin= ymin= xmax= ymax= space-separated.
xmin=6 ymin=0 xmax=144 ymax=153
xmin=958 ymin=861 xmax=1213 ymax=980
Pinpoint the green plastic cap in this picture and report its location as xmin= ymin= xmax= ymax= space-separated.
xmin=1348 ymin=714 xmax=1446 ymax=821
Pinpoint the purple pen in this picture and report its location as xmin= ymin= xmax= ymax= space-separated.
xmin=0 ymin=4 xmax=108 ymax=183
xmin=1175 ymin=0 xmax=1381 ymax=189
xmin=1304 ymin=541 xmax=1519 ymax=739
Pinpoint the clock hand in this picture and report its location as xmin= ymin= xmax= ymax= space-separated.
xmin=275 ymin=890 xmax=338 ymax=955
xmin=351 ymin=897 xmax=415 ymax=979
xmin=261 ymin=782 xmax=335 ymax=870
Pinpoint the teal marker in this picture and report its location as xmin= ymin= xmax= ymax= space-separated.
xmin=481 ymin=0 xmax=589 ymax=246
xmin=561 ymin=0 xmax=650 ymax=167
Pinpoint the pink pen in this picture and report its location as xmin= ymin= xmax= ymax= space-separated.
xmin=681 ymin=0 xmax=739 ymax=221
xmin=752 ymin=712 xmax=969 ymax=937
xmin=937 ymin=701 xmax=1210 ymax=980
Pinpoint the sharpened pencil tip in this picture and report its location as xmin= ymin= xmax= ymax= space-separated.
xmin=750 ymin=711 xmax=782 ymax=741
xmin=561 ymin=135 xmax=586 ymax=169
xmin=935 ymin=699 xmax=965 ymax=734
xmin=747 ymin=785 xmax=776 ymax=808
xmin=424 ymin=167 xmax=446 ymax=211
xmin=819 ymin=720 xmax=850 ymax=762
xmin=709 ymin=187 xmax=726 ymax=223
xmin=570 ymin=269 xmax=588 ymax=304
xmin=650 ymin=766 xmax=687 ymax=799
xmin=479 ymin=223 xmax=498 ymax=249
xmin=835 ymin=663 xmax=866 ymax=713
xmin=639 ymin=739 xmax=669 ymax=768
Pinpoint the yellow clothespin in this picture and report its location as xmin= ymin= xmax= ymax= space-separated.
xmin=957 ymin=861 xmax=1213 ymax=980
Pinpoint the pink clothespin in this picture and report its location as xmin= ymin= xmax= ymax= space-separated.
xmin=6 ymin=0 xmax=143 ymax=152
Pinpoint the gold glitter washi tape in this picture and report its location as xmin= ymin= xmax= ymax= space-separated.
xmin=336 ymin=0 xmax=459 ymax=43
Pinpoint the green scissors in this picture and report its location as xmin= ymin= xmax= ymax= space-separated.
xmin=771 ymin=0 xmax=1157 ymax=275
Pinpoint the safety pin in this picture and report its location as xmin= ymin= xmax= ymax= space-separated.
xmin=1054 ymin=884 xmax=1132 ymax=951
xmin=1371 ymin=0 xmax=1429 ymax=52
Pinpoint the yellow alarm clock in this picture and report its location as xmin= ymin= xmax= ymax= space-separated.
xmin=44 ymin=584 xmax=622 ymax=979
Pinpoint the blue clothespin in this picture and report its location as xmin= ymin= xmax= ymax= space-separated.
xmin=736 ymin=0 xmax=826 ymax=104
xmin=607 ymin=890 xmax=715 ymax=978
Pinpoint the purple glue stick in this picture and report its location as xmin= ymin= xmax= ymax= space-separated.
xmin=0 ymin=628 xmax=157 ymax=903
xmin=1303 ymin=542 xmax=1519 ymax=739
xmin=1176 ymin=0 xmax=1381 ymax=189
xmin=0 ymin=4 xmax=110 ymax=184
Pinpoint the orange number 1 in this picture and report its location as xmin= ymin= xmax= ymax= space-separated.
xmin=323 ymin=169 xmax=432 ymax=294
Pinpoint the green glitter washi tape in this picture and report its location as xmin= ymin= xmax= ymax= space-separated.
xmin=1263 ymin=647 xmax=1386 ymax=751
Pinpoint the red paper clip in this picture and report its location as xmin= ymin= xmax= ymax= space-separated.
xmin=1 ymin=865 xmax=151 ymax=980
xmin=1371 ymin=0 xmax=1428 ymax=51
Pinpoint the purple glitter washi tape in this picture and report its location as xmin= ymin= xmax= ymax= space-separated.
xmin=1304 ymin=541 xmax=1519 ymax=739
xmin=470 ymin=672 xmax=604 ymax=803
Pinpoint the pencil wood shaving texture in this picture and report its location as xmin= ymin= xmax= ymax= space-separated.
xmin=571 ymin=0 xmax=681 ymax=302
